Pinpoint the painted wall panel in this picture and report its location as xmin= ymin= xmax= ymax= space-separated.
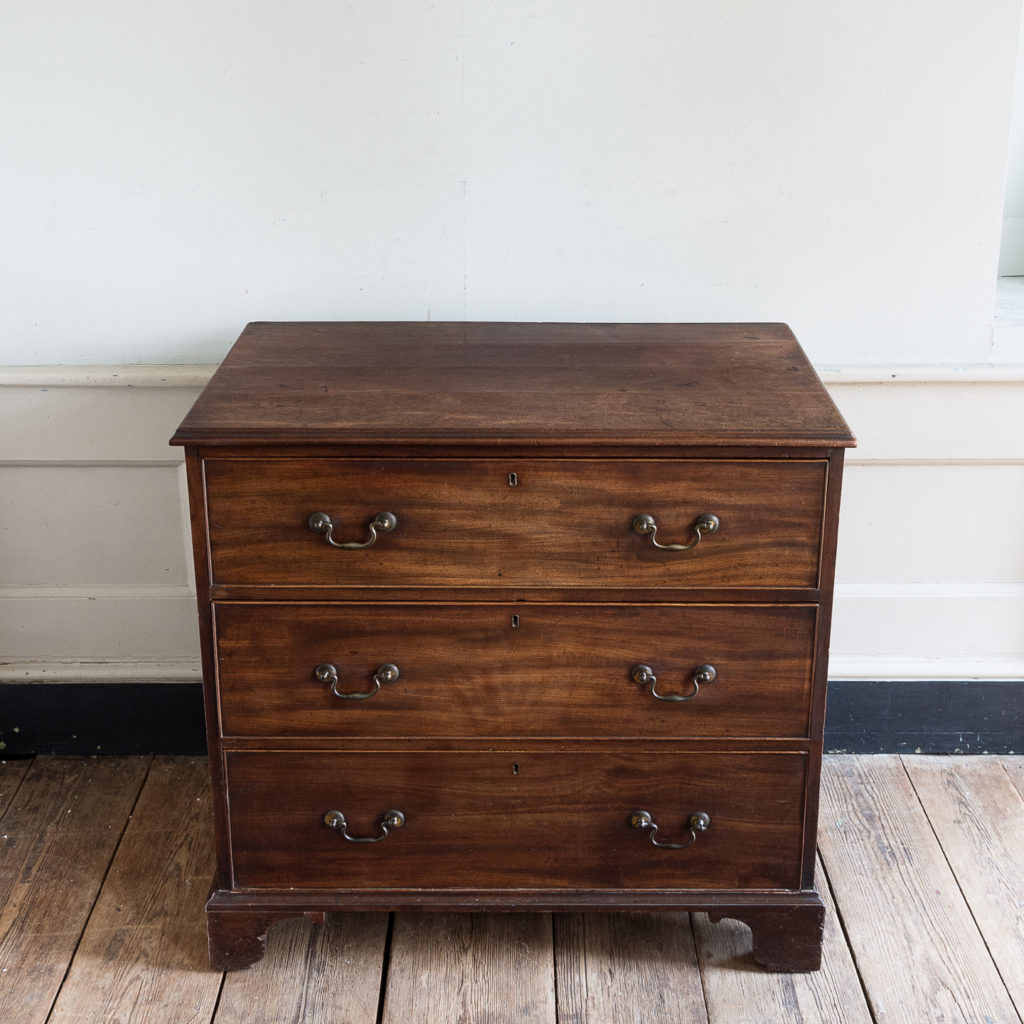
xmin=0 ymin=592 xmax=200 ymax=676
xmin=0 ymin=465 xmax=189 ymax=586
xmin=830 ymin=585 xmax=1024 ymax=679
xmin=835 ymin=464 xmax=1024 ymax=584
xmin=0 ymin=386 xmax=196 ymax=463
xmin=831 ymin=382 xmax=1024 ymax=464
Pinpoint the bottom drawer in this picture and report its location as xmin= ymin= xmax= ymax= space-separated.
xmin=226 ymin=750 xmax=807 ymax=891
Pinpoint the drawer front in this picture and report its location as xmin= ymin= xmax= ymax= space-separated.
xmin=215 ymin=603 xmax=817 ymax=739
xmin=203 ymin=458 xmax=826 ymax=588
xmin=226 ymin=751 xmax=807 ymax=891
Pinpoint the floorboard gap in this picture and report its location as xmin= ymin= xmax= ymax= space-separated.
xmin=208 ymin=965 xmax=229 ymax=1023
xmin=1003 ymin=760 xmax=1024 ymax=802
xmin=375 ymin=912 xmax=395 ymax=1024
xmin=0 ymin=757 xmax=35 ymax=820
xmin=692 ymin=912 xmax=713 ymax=1024
xmin=550 ymin=914 xmax=561 ymax=1024
xmin=817 ymin=848 xmax=878 ymax=1024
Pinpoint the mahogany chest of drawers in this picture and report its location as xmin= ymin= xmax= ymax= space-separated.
xmin=171 ymin=321 xmax=853 ymax=972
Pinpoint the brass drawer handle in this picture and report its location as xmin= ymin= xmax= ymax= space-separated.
xmin=308 ymin=511 xmax=397 ymax=549
xmin=315 ymin=662 xmax=398 ymax=700
xmin=631 ymin=663 xmax=716 ymax=702
xmin=630 ymin=810 xmax=711 ymax=849
xmin=323 ymin=808 xmax=406 ymax=843
xmin=631 ymin=512 xmax=719 ymax=551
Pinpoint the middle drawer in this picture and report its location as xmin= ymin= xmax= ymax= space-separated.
xmin=215 ymin=602 xmax=817 ymax=739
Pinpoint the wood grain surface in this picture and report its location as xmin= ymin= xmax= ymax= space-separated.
xmin=217 ymin=913 xmax=389 ymax=1024
xmin=554 ymin=912 xmax=706 ymax=1023
xmin=215 ymin=602 xmax=817 ymax=740
xmin=48 ymin=758 xmax=218 ymax=1024
xmin=904 ymin=756 xmax=1024 ymax=1017
xmin=0 ymin=760 xmax=30 ymax=818
xmin=1005 ymin=757 xmax=1024 ymax=800
xmin=381 ymin=913 xmax=556 ymax=1024
xmin=203 ymin=457 xmax=828 ymax=589
xmin=0 ymin=757 xmax=150 ymax=1024
xmin=170 ymin=322 xmax=854 ymax=448
xmin=225 ymin=750 xmax=807 ymax=891
xmin=818 ymin=756 xmax=1019 ymax=1024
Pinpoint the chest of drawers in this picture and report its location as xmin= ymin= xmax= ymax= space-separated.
xmin=171 ymin=321 xmax=853 ymax=972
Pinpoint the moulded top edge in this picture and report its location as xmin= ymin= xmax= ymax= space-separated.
xmin=169 ymin=322 xmax=855 ymax=449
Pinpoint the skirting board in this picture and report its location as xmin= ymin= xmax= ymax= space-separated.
xmin=0 ymin=681 xmax=1019 ymax=757
xmin=0 ymin=683 xmax=207 ymax=757
xmin=823 ymin=680 xmax=1022 ymax=754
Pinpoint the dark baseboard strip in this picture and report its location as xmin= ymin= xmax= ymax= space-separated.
xmin=0 ymin=682 xmax=207 ymax=757
xmin=824 ymin=679 xmax=1022 ymax=754
xmin=0 ymin=679 xmax=1020 ymax=757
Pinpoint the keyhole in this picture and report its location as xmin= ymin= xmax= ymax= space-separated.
xmin=508 ymin=472 xmax=518 ymax=487
xmin=512 ymin=763 xmax=520 ymax=775
xmin=511 ymin=614 xmax=520 ymax=629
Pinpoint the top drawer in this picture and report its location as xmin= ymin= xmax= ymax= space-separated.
xmin=203 ymin=458 xmax=827 ymax=589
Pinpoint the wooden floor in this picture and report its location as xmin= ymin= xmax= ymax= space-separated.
xmin=0 ymin=755 xmax=1021 ymax=1024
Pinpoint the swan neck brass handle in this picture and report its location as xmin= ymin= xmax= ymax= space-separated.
xmin=308 ymin=511 xmax=397 ymax=549
xmin=315 ymin=662 xmax=399 ymax=700
xmin=631 ymin=663 xmax=716 ymax=702
xmin=630 ymin=810 xmax=710 ymax=849
xmin=323 ymin=808 xmax=406 ymax=843
xmin=632 ymin=512 xmax=719 ymax=551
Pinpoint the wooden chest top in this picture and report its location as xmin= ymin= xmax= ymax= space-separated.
xmin=169 ymin=322 xmax=854 ymax=449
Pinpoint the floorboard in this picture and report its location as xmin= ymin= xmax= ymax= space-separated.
xmin=216 ymin=913 xmax=389 ymax=1024
xmin=818 ymin=755 xmax=1021 ymax=1024
xmin=47 ymin=757 xmax=219 ymax=1024
xmin=554 ymin=912 xmax=706 ymax=1024
xmin=380 ymin=913 xmax=557 ymax=1024
xmin=1004 ymin=757 xmax=1024 ymax=800
xmin=904 ymin=755 xmax=1024 ymax=1021
xmin=0 ymin=760 xmax=31 ymax=818
xmin=0 ymin=757 xmax=150 ymax=1024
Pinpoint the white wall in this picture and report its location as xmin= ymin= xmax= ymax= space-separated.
xmin=1002 ymin=5 xmax=1024 ymax=275
xmin=1 ymin=0 xmax=1022 ymax=366
xmin=3 ymin=2 xmax=1024 ymax=688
